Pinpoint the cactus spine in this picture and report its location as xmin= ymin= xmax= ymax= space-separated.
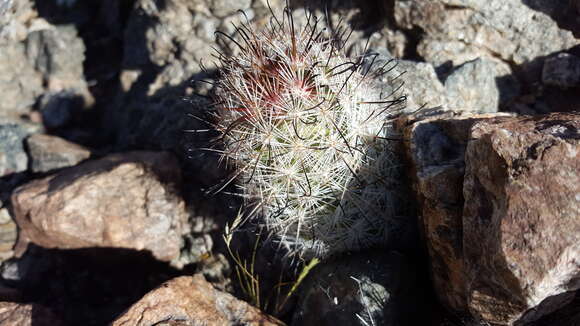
xmin=211 ymin=6 xmax=404 ymax=259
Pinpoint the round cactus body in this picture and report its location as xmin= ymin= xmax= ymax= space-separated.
xmin=212 ymin=8 xmax=405 ymax=259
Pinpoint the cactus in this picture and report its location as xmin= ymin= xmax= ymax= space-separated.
xmin=210 ymin=6 xmax=405 ymax=259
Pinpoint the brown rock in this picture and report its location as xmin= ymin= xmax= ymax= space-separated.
xmin=463 ymin=113 xmax=580 ymax=325
xmin=400 ymin=112 xmax=514 ymax=314
xmin=111 ymin=274 xmax=285 ymax=326
xmin=26 ymin=133 xmax=91 ymax=173
xmin=0 ymin=302 xmax=63 ymax=326
xmin=11 ymin=151 xmax=188 ymax=263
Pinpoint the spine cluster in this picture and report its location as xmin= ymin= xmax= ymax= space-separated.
xmin=210 ymin=6 xmax=405 ymax=259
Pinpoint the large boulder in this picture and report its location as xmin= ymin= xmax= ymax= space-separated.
xmin=463 ymin=113 xmax=580 ymax=325
xmin=399 ymin=112 xmax=514 ymax=314
xmin=111 ymin=274 xmax=284 ymax=326
xmin=11 ymin=151 xmax=189 ymax=263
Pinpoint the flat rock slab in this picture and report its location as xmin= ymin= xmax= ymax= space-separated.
xmin=463 ymin=113 xmax=580 ymax=325
xmin=11 ymin=151 xmax=188 ymax=263
xmin=111 ymin=274 xmax=285 ymax=326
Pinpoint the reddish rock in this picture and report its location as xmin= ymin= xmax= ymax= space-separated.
xmin=11 ymin=151 xmax=188 ymax=263
xmin=463 ymin=113 xmax=580 ymax=325
xmin=0 ymin=302 xmax=63 ymax=326
xmin=400 ymin=112 xmax=513 ymax=314
xmin=111 ymin=274 xmax=285 ymax=326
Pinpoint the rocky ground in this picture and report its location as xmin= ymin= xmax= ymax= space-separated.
xmin=0 ymin=0 xmax=578 ymax=325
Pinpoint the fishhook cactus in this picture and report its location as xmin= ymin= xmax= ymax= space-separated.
xmin=208 ymin=5 xmax=405 ymax=259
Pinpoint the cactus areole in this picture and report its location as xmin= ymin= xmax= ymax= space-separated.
xmin=210 ymin=5 xmax=405 ymax=259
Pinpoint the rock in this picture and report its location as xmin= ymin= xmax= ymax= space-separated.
xmin=26 ymin=133 xmax=91 ymax=173
xmin=444 ymin=58 xmax=517 ymax=113
xmin=0 ymin=0 xmax=37 ymax=43
xmin=25 ymin=25 xmax=93 ymax=105
xmin=0 ymin=302 xmax=64 ymax=326
xmin=399 ymin=111 xmax=514 ymax=314
xmin=542 ymin=53 xmax=580 ymax=88
xmin=394 ymin=0 xmax=579 ymax=67
xmin=111 ymin=274 xmax=284 ymax=326
xmin=0 ymin=119 xmax=43 ymax=177
xmin=11 ymin=151 xmax=189 ymax=263
xmin=115 ymin=0 xmax=214 ymax=151
xmin=463 ymin=113 xmax=580 ymax=325
xmin=396 ymin=59 xmax=447 ymax=111
xmin=292 ymin=251 xmax=425 ymax=326
xmin=208 ymin=0 xmax=252 ymax=18
xmin=0 ymin=42 xmax=43 ymax=118
xmin=0 ymin=208 xmax=17 ymax=262
xmin=1 ymin=2 xmax=92 ymax=120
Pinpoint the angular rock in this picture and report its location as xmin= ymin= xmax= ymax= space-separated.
xmin=444 ymin=58 xmax=518 ymax=113
xmin=0 ymin=302 xmax=64 ymax=326
xmin=26 ymin=133 xmax=90 ymax=173
xmin=0 ymin=41 xmax=43 ymax=118
xmin=292 ymin=251 xmax=425 ymax=326
xmin=11 ymin=151 xmax=188 ymax=263
xmin=463 ymin=113 xmax=580 ymax=325
xmin=0 ymin=119 xmax=43 ymax=177
xmin=111 ymin=274 xmax=284 ymax=326
xmin=25 ymin=25 xmax=93 ymax=105
xmin=1 ymin=1 xmax=91 ymax=119
xmin=542 ymin=53 xmax=580 ymax=88
xmin=396 ymin=59 xmax=447 ymax=111
xmin=394 ymin=0 xmax=579 ymax=66
xmin=399 ymin=111 xmax=514 ymax=314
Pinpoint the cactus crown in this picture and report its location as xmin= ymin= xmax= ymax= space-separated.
xmin=209 ymin=4 xmax=405 ymax=259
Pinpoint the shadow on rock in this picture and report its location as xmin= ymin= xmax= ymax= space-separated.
xmin=521 ymin=0 xmax=580 ymax=38
xmin=497 ymin=45 xmax=580 ymax=114
xmin=0 ymin=244 xmax=184 ymax=326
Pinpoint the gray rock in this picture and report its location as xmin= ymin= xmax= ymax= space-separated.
xmin=0 ymin=0 xmax=11 ymax=15
xmin=25 ymin=25 xmax=92 ymax=104
xmin=208 ymin=0 xmax=252 ymax=18
xmin=444 ymin=58 xmax=516 ymax=113
xmin=0 ymin=42 xmax=43 ymax=118
xmin=0 ymin=0 xmax=36 ymax=43
xmin=395 ymin=0 xmax=579 ymax=67
xmin=396 ymin=59 xmax=447 ymax=111
xmin=116 ymin=0 xmax=215 ymax=151
xmin=542 ymin=53 xmax=580 ymax=88
xmin=0 ymin=119 xmax=42 ymax=177
xmin=292 ymin=251 xmax=425 ymax=326
xmin=26 ymin=133 xmax=91 ymax=173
